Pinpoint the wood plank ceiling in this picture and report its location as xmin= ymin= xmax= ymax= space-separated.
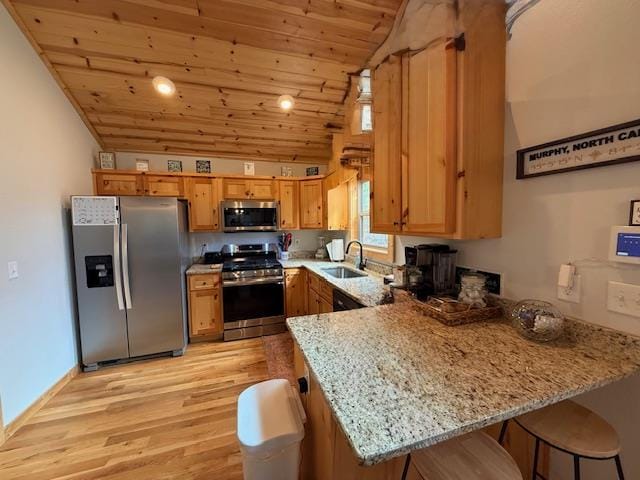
xmin=3 ymin=0 xmax=403 ymax=164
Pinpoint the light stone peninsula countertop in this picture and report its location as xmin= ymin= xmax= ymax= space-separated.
xmin=287 ymin=303 xmax=640 ymax=466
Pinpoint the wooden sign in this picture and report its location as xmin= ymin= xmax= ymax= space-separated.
xmin=517 ymin=119 xmax=640 ymax=179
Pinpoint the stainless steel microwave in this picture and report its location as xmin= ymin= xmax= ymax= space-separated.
xmin=221 ymin=201 xmax=279 ymax=232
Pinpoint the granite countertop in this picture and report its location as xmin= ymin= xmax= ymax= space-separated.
xmin=186 ymin=264 xmax=222 ymax=275
xmin=287 ymin=303 xmax=640 ymax=466
xmin=280 ymin=259 xmax=391 ymax=307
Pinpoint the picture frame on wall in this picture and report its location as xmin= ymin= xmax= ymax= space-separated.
xmin=167 ymin=160 xmax=183 ymax=172
xmin=306 ymin=166 xmax=319 ymax=176
xmin=516 ymin=118 xmax=640 ymax=179
xmin=99 ymin=152 xmax=116 ymax=170
xmin=135 ymin=158 xmax=149 ymax=171
xmin=244 ymin=162 xmax=255 ymax=176
xmin=630 ymin=200 xmax=640 ymax=226
xmin=196 ymin=159 xmax=211 ymax=174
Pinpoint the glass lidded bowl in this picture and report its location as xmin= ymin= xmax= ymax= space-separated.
xmin=511 ymin=299 xmax=565 ymax=342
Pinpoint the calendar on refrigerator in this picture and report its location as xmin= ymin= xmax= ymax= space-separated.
xmin=71 ymin=196 xmax=118 ymax=226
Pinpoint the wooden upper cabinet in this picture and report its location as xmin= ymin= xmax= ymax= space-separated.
xmin=279 ymin=180 xmax=299 ymax=230
xmin=187 ymin=178 xmax=221 ymax=232
xmin=222 ymin=178 xmax=277 ymax=200
xmin=144 ymin=175 xmax=185 ymax=197
xmin=327 ymin=183 xmax=349 ymax=230
xmin=94 ymin=172 xmax=144 ymax=196
xmin=300 ymin=179 xmax=324 ymax=229
xmin=402 ymin=41 xmax=457 ymax=235
xmin=371 ymin=55 xmax=403 ymax=233
xmin=223 ymin=178 xmax=251 ymax=199
xmin=251 ymin=179 xmax=278 ymax=200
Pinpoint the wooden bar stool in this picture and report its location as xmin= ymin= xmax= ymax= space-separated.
xmin=403 ymin=431 xmax=522 ymax=480
xmin=501 ymin=400 xmax=624 ymax=480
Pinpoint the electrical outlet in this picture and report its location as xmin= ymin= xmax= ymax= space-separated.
xmin=607 ymin=281 xmax=640 ymax=318
xmin=7 ymin=261 xmax=18 ymax=280
xmin=557 ymin=274 xmax=581 ymax=303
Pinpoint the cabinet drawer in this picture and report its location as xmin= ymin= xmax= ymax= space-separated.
xmin=189 ymin=274 xmax=219 ymax=290
xmin=320 ymin=281 xmax=333 ymax=302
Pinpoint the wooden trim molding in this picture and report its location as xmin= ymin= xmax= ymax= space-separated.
xmin=0 ymin=365 xmax=79 ymax=446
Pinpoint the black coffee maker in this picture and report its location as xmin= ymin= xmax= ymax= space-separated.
xmin=405 ymin=244 xmax=457 ymax=300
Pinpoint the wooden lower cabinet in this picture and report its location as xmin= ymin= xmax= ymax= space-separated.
xmin=285 ymin=268 xmax=307 ymax=317
xmin=187 ymin=273 xmax=223 ymax=340
xmin=319 ymin=296 xmax=333 ymax=313
xmin=307 ymin=271 xmax=333 ymax=314
xmin=307 ymin=288 xmax=320 ymax=315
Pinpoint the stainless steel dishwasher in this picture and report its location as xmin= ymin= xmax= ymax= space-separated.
xmin=332 ymin=289 xmax=365 ymax=311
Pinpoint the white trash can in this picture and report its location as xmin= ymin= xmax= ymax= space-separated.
xmin=237 ymin=379 xmax=306 ymax=480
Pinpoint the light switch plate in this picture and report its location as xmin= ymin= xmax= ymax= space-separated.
xmin=607 ymin=281 xmax=640 ymax=318
xmin=7 ymin=261 xmax=18 ymax=280
xmin=557 ymin=274 xmax=581 ymax=303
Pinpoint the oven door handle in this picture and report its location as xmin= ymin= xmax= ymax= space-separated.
xmin=223 ymin=277 xmax=284 ymax=287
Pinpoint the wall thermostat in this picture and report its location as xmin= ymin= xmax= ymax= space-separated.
xmin=609 ymin=226 xmax=640 ymax=264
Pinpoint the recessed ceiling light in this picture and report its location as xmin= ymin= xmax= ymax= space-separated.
xmin=277 ymin=94 xmax=295 ymax=111
xmin=152 ymin=76 xmax=176 ymax=96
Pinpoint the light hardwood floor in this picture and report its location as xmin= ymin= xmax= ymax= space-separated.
xmin=0 ymin=339 xmax=269 ymax=480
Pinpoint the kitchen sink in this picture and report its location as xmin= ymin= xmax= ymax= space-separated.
xmin=321 ymin=267 xmax=367 ymax=279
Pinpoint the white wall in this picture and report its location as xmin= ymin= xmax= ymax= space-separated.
xmin=397 ymin=1 xmax=640 ymax=477
xmin=0 ymin=5 xmax=98 ymax=424
xmin=114 ymin=152 xmax=327 ymax=177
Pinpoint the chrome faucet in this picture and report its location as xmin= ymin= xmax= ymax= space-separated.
xmin=346 ymin=241 xmax=366 ymax=271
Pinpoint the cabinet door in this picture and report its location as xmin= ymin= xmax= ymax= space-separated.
xmin=327 ymin=183 xmax=349 ymax=230
xmin=371 ymin=55 xmax=403 ymax=233
xmin=402 ymin=41 xmax=457 ymax=234
xmin=250 ymin=179 xmax=277 ymax=200
xmin=307 ymin=287 xmax=320 ymax=315
xmin=188 ymin=178 xmax=221 ymax=231
xmin=279 ymin=180 xmax=300 ymax=230
xmin=300 ymin=180 xmax=324 ymax=229
xmin=285 ymin=268 xmax=307 ymax=317
xmin=319 ymin=296 xmax=333 ymax=314
xmin=144 ymin=175 xmax=184 ymax=197
xmin=188 ymin=287 xmax=222 ymax=337
xmin=95 ymin=172 xmax=143 ymax=196
xmin=223 ymin=179 xmax=251 ymax=199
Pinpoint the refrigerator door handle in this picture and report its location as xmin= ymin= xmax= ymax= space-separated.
xmin=122 ymin=223 xmax=133 ymax=309
xmin=113 ymin=225 xmax=125 ymax=311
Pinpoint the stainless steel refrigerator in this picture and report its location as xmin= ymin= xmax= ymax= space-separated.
xmin=71 ymin=196 xmax=189 ymax=371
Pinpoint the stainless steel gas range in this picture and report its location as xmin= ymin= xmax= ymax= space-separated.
xmin=221 ymin=243 xmax=285 ymax=341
